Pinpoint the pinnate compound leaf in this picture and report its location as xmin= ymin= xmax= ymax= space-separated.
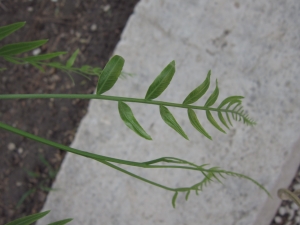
xmin=218 ymin=96 xmax=244 ymax=109
xmin=97 ymin=55 xmax=124 ymax=95
xmin=118 ymin=101 xmax=152 ymax=140
xmin=145 ymin=60 xmax=175 ymax=100
xmin=183 ymin=70 xmax=211 ymax=105
xmin=160 ymin=105 xmax=189 ymax=140
xmin=6 ymin=210 xmax=50 ymax=225
xmin=187 ymin=108 xmax=212 ymax=140
xmin=0 ymin=22 xmax=25 ymax=41
xmin=24 ymin=52 xmax=66 ymax=61
xmin=206 ymin=111 xmax=226 ymax=133
xmin=66 ymin=49 xmax=79 ymax=68
xmin=205 ymin=79 xmax=219 ymax=107
xmin=48 ymin=218 xmax=73 ymax=225
xmin=0 ymin=40 xmax=48 ymax=56
xmin=172 ymin=191 xmax=178 ymax=208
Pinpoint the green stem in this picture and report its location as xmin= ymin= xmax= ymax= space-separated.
xmin=99 ymin=160 xmax=176 ymax=191
xmin=0 ymin=94 xmax=243 ymax=114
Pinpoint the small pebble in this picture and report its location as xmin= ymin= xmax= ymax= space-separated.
xmin=90 ymin=24 xmax=97 ymax=31
xmin=27 ymin=6 xmax=33 ymax=12
xmin=102 ymin=4 xmax=110 ymax=12
xmin=279 ymin=206 xmax=286 ymax=215
xmin=16 ymin=181 xmax=22 ymax=187
xmin=17 ymin=147 xmax=23 ymax=154
xmin=293 ymin=183 xmax=300 ymax=190
xmin=8 ymin=142 xmax=16 ymax=151
xmin=288 ymin=208 xmax=295 ymax=220
xmin=292 ymin=202 xmax=299 ymax=210
xmin=32 ymin=48 xmax=41 ymax=56
xmin=274 ymin=216 xmax=282 ymax=224
xmin=295 ymin=216 xmax=300 ymax=223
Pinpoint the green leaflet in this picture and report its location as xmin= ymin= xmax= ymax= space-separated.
xmin=218 ymin=112 xmax=230 ymax=129
xmin=24 ymin=52 xmax=66 ymax=61
xmin=31 ymin=62 xmax=45 ymax=72
xmin=206 ymin=111 xmax=226 ymax=133
xmin=218 ymin=96 xmax=244 ymax=109
xmin=204 ymin=79 xmax=219 ymax=107
xmin=0 ymin=40 xmax=48 ymax=56
xmin=160 ymin=105 xmax=189 ymax=140
xmin=0 ymin=22 xmax=25 ymax=41
xmin=3 ymin=56 xmax=23 ymax=64
xmin=47 ymin=62 xmax=63 ymax=68
xmin=80 ymin=65 xmax=93 ymax=73
xmin=48 ymin=218 xmax=73 ymax=225
xmin=187 ymin=108 xmax=212 ymax=140
xmin=66 ymin=49 xmax=79 ymax=68
xmin=183 ymin=70 xmax=211 ymax=105
xmin=118 ymin=101 xmax=152 ymax=140
xmin=172 ymin=191 xmax=178 ymax=208
xmin=97 ymin=55 xmax=124 ymax=95
xmin=185 ymin=190 xmax=190 ymax=201
xmin=226 ymin=112 xmax=233 ymax=126
xmin=92 ymin=67 xmax=102 ymax=75
xmin=145 ymin=60 xmax=175 ymax=100
xmin=6 ymin=210 xmax=50 ymax=225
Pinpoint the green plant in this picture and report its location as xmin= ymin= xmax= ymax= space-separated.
xmin=278 ymin=188 xmax=300 ymax=207
xmin=6 ymin=210 xmax=72 ymax=225
xmin=16 ymin=155 xmax=58 ymax=209
xmin=1 ymin=22 xmax=270 ymax=223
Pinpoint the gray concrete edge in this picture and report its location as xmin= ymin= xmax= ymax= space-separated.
xmin=254 ymin=137 xmax=300 ymax=224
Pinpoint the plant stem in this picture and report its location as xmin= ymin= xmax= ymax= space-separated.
xmin=0 ymin=94 xmax=243 ymax=114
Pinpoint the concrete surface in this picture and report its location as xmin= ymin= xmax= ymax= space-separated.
xmin=38 ymin=0 xmax=300 ymax=224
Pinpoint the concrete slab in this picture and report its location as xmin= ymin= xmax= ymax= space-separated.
xmin=38 ymin=0 xmax=300 ymax=224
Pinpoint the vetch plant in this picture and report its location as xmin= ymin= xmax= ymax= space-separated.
xmin=1 ymin=22 xmax=270 ymax=223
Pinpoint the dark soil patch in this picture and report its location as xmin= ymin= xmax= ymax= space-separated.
xmin=0 ymin=0 xmax=139 ymax=224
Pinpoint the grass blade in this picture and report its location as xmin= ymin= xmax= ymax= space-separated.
xmin=24 ymin=52 xmax=66 ymax=61
xmin=16 ymin=189 xmax=36 ymax=209
xmin=96 ymin=55 xmax=124 ymax=95
xmin=187 ymin=108 xmax=212 ymax=140
xmin=183 ymin=70 xmax=211 ymax=105
xmin=0 ymin=40 xmax=48 ymax=56
xmin=6 ymin=210 xmax=50 ymax=225
xmin=118 ymin=101 xmax=152 ymax=140
xmin=48 ymin=218 xmax=73 ymax=225
xmin=0 ymin=22 xmax=25 ymax=41
xmin=145 ymin=60 xmax=175 ymax=100
xmin=160 ymin=105 xmax=189 ymax=140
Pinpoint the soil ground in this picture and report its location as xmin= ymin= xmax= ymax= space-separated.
xmin=0 ymin=0 xmax=139 ymax=224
